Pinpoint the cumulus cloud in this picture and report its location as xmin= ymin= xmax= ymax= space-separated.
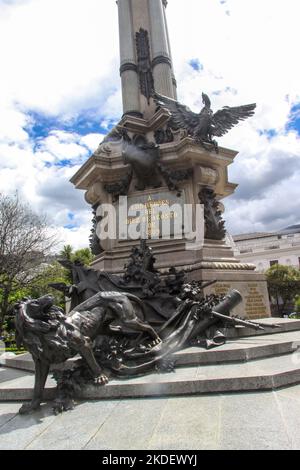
xmin=166 ymin=0 xmax=300 ymax=235
xmin=0 ymin=0 xmax=120 ymax=117
xmin=36 ymin=131 xmax=89 ymax=164
xmin=80 ymin=133 xmax=105 ymax=152
xmin=0 ymin=0 xmax=299 ymax=249
xmin=0 ymin=0 xmax=122 ymax=250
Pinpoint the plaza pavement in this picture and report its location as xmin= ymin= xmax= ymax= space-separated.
xmin=0 ymin=385 xmax=300 ymax=450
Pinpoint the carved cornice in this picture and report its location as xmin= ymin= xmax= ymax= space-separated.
xmin=184 ymin=262 xmax=257 ymax=272
xmin=122 ymin=110 xmax=144 ymax=119
xmin=70 ymin=130 xmax=239 ymax=204
xmin=119 ymin=107 xmax=171 ymax=134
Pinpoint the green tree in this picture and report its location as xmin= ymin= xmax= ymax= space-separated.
xmin=72 ymin=248 xmax=94 ymax=266
xmin=0 ymin=261 xmax=70 ymax=346
xmin=266 ymin=264 xmax=300 ymax=316
xmin=294 ymin=296 xmax=300 ymax=316
xmin=59 ymin=245 xmax=73 ymax=261
xmin=59 ymin=244 xmax=94 ymax=267
xmin=28 ymin=261 xmax=70 ymax=308
xmin=0 ymin=193 xmax=57 ymax=333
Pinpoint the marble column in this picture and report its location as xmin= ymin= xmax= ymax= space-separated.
xmin=148 ymin=0 xmax=175 ymax=99
xmin=162 ymin=1 xmax=177 ymax=99
xmin=118 ymin=0 xmax=141 ymax=117
xmin=117 ymin=0 xmax=177 ymax=117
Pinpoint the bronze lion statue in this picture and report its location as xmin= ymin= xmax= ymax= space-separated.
xmin=14 ymin=292 xmax=161 ymax=414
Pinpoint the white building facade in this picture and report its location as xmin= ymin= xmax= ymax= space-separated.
xmin=232 ymin=225 xmax=300 ymax=272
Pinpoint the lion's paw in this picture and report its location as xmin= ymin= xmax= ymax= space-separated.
xmin=94 ymin=374 xmax=109 ymax=386
xmin=53 ymin=398 xmax=75 ymax=415
xmin=19 ymin=401 xmax=41 ymax=415
xmin=147 ymin=338 xmax=163 ymax=351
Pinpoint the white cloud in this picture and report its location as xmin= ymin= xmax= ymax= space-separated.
xmin=0 ymin=0 xmax=299 ymax=249
xmin=0 ymin=105 xmax=30 ymax=143
xmin=53 ymin=224 xmax=92 ymax=252
xmin=80 ymin=133 xmax=105 ymax=152
xmin=37 ymin=131 xmax=89 ymax=164
xmin=0 ymin=0 xmax=120 ymax=117
xmin=166 ymin=0 xmax=300 ymax=234
xmin=0 ymin=125 xmax=93 ymax=247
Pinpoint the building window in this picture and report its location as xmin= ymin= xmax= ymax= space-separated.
xmin=270 ymin=260 xmax=278 ymax=267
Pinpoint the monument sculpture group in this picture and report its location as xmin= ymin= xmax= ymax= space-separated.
xmin=14 ymin=0 xmax=275 ymax=413
xmin=15 ymin=243 xmax=277 ymax=414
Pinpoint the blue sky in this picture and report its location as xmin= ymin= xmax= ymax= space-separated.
xmin=0 ymin=0 xmax=299 ymax=249
xmin=287 ymin=104 xmax=300 ymax=134
xmin=25 ymin=111 xmax=114 ymax=141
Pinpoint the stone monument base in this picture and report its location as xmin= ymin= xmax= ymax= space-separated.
xmin=71 ymin=117 xmax=271 ymax=320
xmin=201 ymin=271 xmax=270 ymax=320
xmin=91 ymin=238 xmax=271 ymax=320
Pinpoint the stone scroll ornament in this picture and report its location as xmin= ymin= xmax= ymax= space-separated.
xmin=154 ymin=92 xmax=256 ymax=152
xmin=89 ymin=203 xmax=103 ymax=256
xmin=13 ymin=241 xmax=280 ymax=415
xmin=136 ymin=28 xmax=154 ymax=103
xmin=199 ymin=187 xmax=226 ymax=240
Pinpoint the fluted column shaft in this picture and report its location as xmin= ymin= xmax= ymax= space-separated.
xmin=148 ymin=0 xmax=175 ymax=99
xmin=118 ymin=0 xmax=141 ymax=117
xmin=117 ymin=0 xmax=176 ymax=118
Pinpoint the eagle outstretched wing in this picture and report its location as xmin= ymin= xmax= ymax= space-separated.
xmin=154 ymin=92 xmax=199 ymax=132
xmin=211 ymin=104 xmax=256 ymax=137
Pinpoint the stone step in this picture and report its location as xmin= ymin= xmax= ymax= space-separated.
xmin=225 ymin=318 xmax=300 ymax=338
xmin=175 ymin=330 xmax=300 ymax=366
xmin=1 ymin=351 xmax=300 ymax=402
xmin=2 ymin=328 xmax=300 ymax=373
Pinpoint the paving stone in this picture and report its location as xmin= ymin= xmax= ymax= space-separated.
xmin=277 ymin=384 xmax=300 ymax=402
xmin=275 ymin=394 xmax=300 ymax=450
xmin=219 ymin=428 xmax=291 ymax=450
xmin=1 ymin=387 xmax=300 ymax=450
xmin=0 ymin=404 xmax=57 ymax=450
xmin=147 ymin=395 xmax=221 ymax=450
xmin=0 ymin=403 xmax=21 ymax=428
xmin=26 ymin=400 xmax=120 ymax=450
xmin=85 ymin=398 xmax=168 ymax=450
xmin=218 ymin=391 xmax=292 ymax=450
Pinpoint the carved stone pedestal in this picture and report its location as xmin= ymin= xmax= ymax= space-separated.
xmin=70 ymin=111 xmax=271 ymax=319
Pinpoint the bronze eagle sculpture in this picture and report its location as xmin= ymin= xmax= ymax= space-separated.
xmin=154 ymin=92 xmax=256 ymax=152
